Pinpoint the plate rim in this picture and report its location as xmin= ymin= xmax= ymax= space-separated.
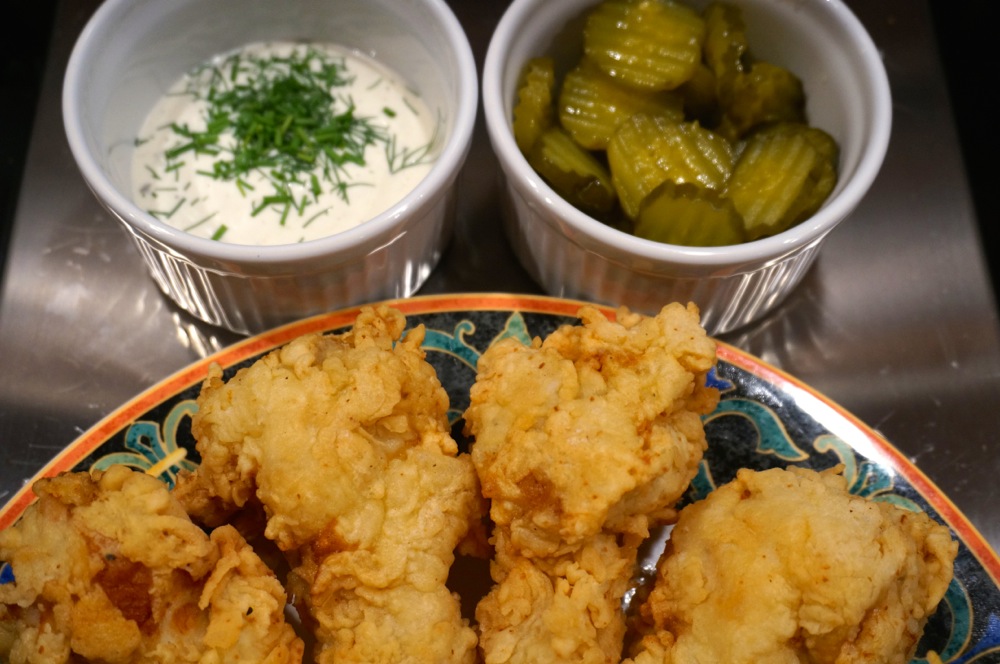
xmin=2 ymin=292 xmax=997 ymax=585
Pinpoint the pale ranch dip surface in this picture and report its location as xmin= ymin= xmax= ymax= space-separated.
xmin=131 ymin=41 xmax=438 ymax=245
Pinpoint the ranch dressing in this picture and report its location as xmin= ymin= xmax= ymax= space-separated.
xmin=131 ymin=42 xmax=438 ymax=245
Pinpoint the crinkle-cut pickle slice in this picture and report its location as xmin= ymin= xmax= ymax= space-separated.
xmin=702 ymin=2 xmax=806 ymax=140
xmin=583 ymin=0 xmax=706 ymax=92
xmin=703 ymin=1 xmax=749 ymax=83
xmin=528 ymin=126 xmax=617 ymax=217
xmin=726 ymin=122 xmax=839 ymax=239
xmin=718 ymin=61 xmax=806 ymax=140
xmin=678 ymin=62 xmax=721 ymax=126
xmin=607 ymin=113 xmax=735 ymax=220
xmin=558 ymin=59 xmax=685 ymax=151
xmin=635 ymin=180 xmax=746 ymax=246
xmin=775 ymin=123 xmax=838 ymax=223
xmin=512 ymin=57 xmax=556 ymax=154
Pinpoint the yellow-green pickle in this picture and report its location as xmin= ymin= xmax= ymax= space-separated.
xmin=511 ymin=0 xmax=839 ymax=247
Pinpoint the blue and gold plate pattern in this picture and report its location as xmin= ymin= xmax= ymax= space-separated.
xmin=2 ymin=294 xmax=998 ymax=662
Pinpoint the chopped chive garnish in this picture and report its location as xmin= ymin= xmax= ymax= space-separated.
xmin=211 ymin=224 xmax=228 ymax=240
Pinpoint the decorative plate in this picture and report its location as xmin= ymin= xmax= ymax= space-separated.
xmin=2 ymin=293 xmax=998 ymax=662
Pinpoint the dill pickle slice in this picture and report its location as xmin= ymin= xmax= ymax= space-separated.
xmin=635 ymin=180 xmax=746 ymax=246
xmin=527 ymin=126 xmax=617 ymax=217
xmin=703 ymin=2 xmax=749 ymax=83
xmin=559 ymin=59 xmax=685 ymax=150
xmin=702 ymin=2 xmax=806 ymax=139
xmin=512 ymin=57 xmax=556 ymax=154
xmin=772 ymin=123 xmax=839 ymax=223
xmin=606 ymin=113 xmax=735 ymax=219
xmin=725 ymin=122 xmax=838 ymax=239
xmin=677 ymin=62 xmax=721 ymax=126
xmin=583 ymin=0 xmax=706 ymax=92
xmin=717 ymin=61 xmax=806 ymax=140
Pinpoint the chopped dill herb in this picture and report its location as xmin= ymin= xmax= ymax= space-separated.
xmin=402 ymin=96 xmax=420 ymax=117
xmin=134 ymin=42 xmax=440 ymax=243
xmin=303 ymin=207 xmax=331 ymax=228
xmin=168 ymin=45 xmax=390 ymax=221
xmin=184 ymin=211 xmax=218 ymax=231
xmin=148 ymin=197 xmax=186 ymax=220
xmin=386 ymin=118 xmax=439 ymax=173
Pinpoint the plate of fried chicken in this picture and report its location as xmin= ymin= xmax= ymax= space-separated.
xmin=1 ymin=294 xmax=998 ymax=663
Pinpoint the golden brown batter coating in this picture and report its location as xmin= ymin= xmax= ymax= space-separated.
xmin=465 ymin=303 xmax=718 ymax=663
xmin=174 ymin=305 xmax=484 ymax=663
xmin=626 ymin=466 xmax=958 ymax=664
xmin=0 ymin=465 xmax=302 ymax=663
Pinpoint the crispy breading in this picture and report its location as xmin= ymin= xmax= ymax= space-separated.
xmin=466 ymin=303 xmax=718 ymax=557
xmin=0 ymin=302 xmax=959 ymax=662
xmin=174 ymin=305 xmax=485 ymax=663
xmin=625 ymin=466 xmax=958 ymax=664
xmin=475 ymin=530 xmax=642 ymax=664
xmin=285 ymin=445 xmax=483 ymax=664
xmin=0 ymin=465 xmax=303 ymax=663
xmin=465 ymin=303 xmax=719 ymax=663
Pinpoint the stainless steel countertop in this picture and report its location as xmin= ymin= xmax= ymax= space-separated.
xmin=2 ymin=0 xmax=998 ymax=555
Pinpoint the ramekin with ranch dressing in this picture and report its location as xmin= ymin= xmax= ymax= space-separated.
xmin=64 ymin=0 xmax=477 ymax=334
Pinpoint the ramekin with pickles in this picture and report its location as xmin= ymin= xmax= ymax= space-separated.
xmin=512 ymin=0 xmax=838 ymax=247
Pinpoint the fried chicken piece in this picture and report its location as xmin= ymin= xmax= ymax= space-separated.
xmin=173 ymin=305 xmax=484 ymax=663
xmin=475 ymin=530 xmax=642 ymax=664
xmin=626 ymin=466 xmax=958 ymax=664
xmin=464 ymin=303 xmax=719 ymax=663
xmin=466 ymin=303 xmax=718 ymax=558
xmin=0 ymin=465 xmax=303 ymax=663
xmin=285 ymin=444 xmax=483 ymax=663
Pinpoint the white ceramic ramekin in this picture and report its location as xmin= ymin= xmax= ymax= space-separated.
xmin=483 ymin=0 xmax=891 ymax=334
xmin=64 ymin=0 xmax=477 ymax=334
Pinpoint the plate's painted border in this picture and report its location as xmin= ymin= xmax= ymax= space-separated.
xmin=2 ymin=291 xmax=997 ymax=591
